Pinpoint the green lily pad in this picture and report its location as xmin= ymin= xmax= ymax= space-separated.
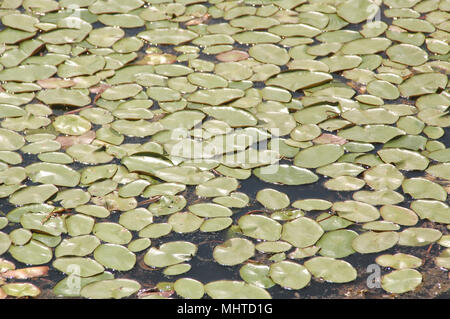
xmin=254 ymin=164 xmax=319 ymax=186
xmin=332 ymin=200 xmax=380 ymax=223
xmin=364 ymin=164 xmax=404 ymax=190
xmin=139 ymin=223 xmax=172 ymax=239
xmin=238 ymin=215 xmax=282 ymax=241
xmin=204 ymin=280 xmax=271 ymax=299
xmin=144 ymin=241 xmax=197 ymax=268
xmin=213 ymin=238 xmax=255 ymax=266
xmin=410 ymin=200 xmax=450 ymax=224
xmin=196 ymin=177 xmax=238 ymax=198
xmin=367 ymin=80 xmax=400 ymax=100
xmin=148 ymin=195 xmax=186 ymax=216
xmin=174 ymin=278 xmax=204 ymax=299
xmin=337 ymin=0 xmax=379 ymax=23
xmin=2 ymin=283 xmax=40 ymax=298
xmin=435 ymin=249 xmax=450 ymax=269
xmin=168 ymin=212 xmax=203 ymax=233
xmin=380 ymin=205 xmax=419 ymax=226
xmin=9 ymin=184 xmax=58 ymax=205
xmin=324 ymin=176 xmax=365 ymax=191
xmin=55 ymin=235 xmax=100 ymax=258
xmin=386 ymin=44 xmax=428 ymax=66
xmin=352 ymin=231 xmax=399 ymax=254
xmin=294 ymin=144 xmax=344 ymax=168
xmin=377 ymin=149 xmax=429 ymax=171
xmin=304 ymin=257 xmax=357 ymax=283
xmin=0 ymin=231 xmax=11 ymax=255
xmin=66 ymin=214 xmax=95 ymax=237
xmin=256 ymin=189 xmax=290 ymax=210
xmin=139 ymin=28 xmax=198 ymax=45
xmin=37 ymin=89 xmax=90 ymax=107
xmin=25 ymin=162 xmax=80 ymax=187
xmin=9 ymin=240 xmax=53 ymax=265
xmin=316 ymin=229 xmax=357 ymax=258
xmin=376 ymin=253 xmax=422 ymax=269
xmin=200 ymin=217 xmax=233 ymax=233
xmin=119 ymin=208 xmax=153 ymax=231
xmin=269 ymin=261 xmax=311 ymax=289
xmin=249 ymin=44 xmax=289 ymax=66
xmin=267 ymin=71 xmax=332 ymax=92
xmin=53 ymin=271 xmax=114 ymax=298
xmin=0 ymin=65 xmax=56 ymax=82
xmin=292 ymin=199 xmax=332 ymax=211
xmin=341 ymin=38 xmax=392 ymax=54
xmin=87 ymin=27 xmax=124 ymax=47
xmin=93 ymin=244 xmax=136 ymax=271
xmin=402 ymin=179 xmax=447 ymax=201
xmin=0 ymin=128 xmax=25 ymax=151
xmin=128 ymin=238 xmax=151 ymax=253
xmin=80 ymin=279 xmax=141 ymax=299
xmin=101 ymin=84 xmax=142 ymax=100
xmin=381 ymin=269 xmax=422 ymax=294
xmin=398 ymin=73 xmax=448 ymax=97
xmin=93 ymin=222 xmax=132 ymax=245
xmin=9 ymin=228 xmax=32 ymax=246
xmin=281 ymin=217 xmax=324 ymax=248
xmin=240 ymin=263 xmax=275 ymax=289
xmin=189 ymin=203 xmax=232 ymax=218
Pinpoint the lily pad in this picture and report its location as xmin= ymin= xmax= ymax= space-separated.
xmin=213 ymin=238 xmax=255 ymax=266
xmin=281 ymin=217 xmax=324 ymax=248
xmin=2 ymin=283 xmax=40 ymax=298
xmin=240 ymin=263 xmax=275 ymax=289
xmin=398 ymin=228 xmax=442 ymax=246
xmin=256 ymin=189 xmax=290 ymax=210
xmin=9 ymin=240 xmax=53 ymax=265
xmin=93 ymin=244 xmax=136 ymax=271
xmin=381 ymin=269 xmax=422 ymax=294
xmin=294 ymin=144 xmax=344 ymax=168
xmin=376 ymin=253 xmax=422 ymax=270
xmin=352 ymin=231 xmax=399 ymax=254
xmin=238 ymin=215 xmax=282 ymax=241
xmin=316 ymin=230 xmax=357 ymax=258
xmin=174 ymin=278 xmax=204 ymax=299
xmin=80 ymin=279 xmax=141 ymax=299
xmin=204 ymin=280 xmax=271 ymax=299
xmin=304 ymin=257 xmax=357 ymax=283
xmin=269 ymin=261 xmax=311 ymax=290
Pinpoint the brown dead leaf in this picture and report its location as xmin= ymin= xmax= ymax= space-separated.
xmin=37 ymin=78 xmax=75 ymax=89
xmin=88 ymin=83 xmax=111 ymax=103
xmin=313 ymin=133 xmax=347 ymax=145
xmin=89 ymin=83 xmax=111 ymax=95
xmin=185 ymin=13 xmax=211 ymax=26
xmin=137 ymin=289 xmax=174 ymax=299
xmin=216 ymin=50 xmax=249 ymax=62
xmin=0 ymin=287 xmax=6 ymax=299
xmin=56 ymin=130 xmax=96 ymax=149
xmin=346 ymin=81 xmax=366 ymax=94
xmin=1 ymin=266 xmax=49 ymax=279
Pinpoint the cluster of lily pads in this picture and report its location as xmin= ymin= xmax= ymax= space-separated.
xmin=0 ymin=0 xmax=449 ymax=299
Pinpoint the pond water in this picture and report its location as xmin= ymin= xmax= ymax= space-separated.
xmin=0 ymin=0 xmax=449 ymax=299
